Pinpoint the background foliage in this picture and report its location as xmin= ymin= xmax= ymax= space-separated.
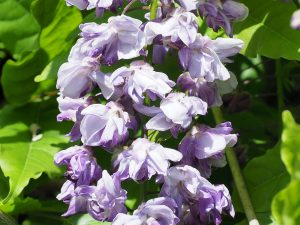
xmin=0 ymin=0 xmax=300 ymax=224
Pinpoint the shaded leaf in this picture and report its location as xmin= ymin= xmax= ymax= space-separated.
xmin=233 ymin=143 xmax=289 ymax=213
xmin=0 ymin=197 xmax=41 ymax=215
xmin=34 ymin=50 xmax=69 ymax=83
xmin=272 ymin=180 xmax=300 ymax=225
xmin=0 ymin=99 xmax=69 ymax=203
xmin=271 ymin=111 xmax=300 ymax=224
xmin=1 ymin=50 xmax=48 ymax=105
xmin=280 ymin=110 xmax=300 ymax=179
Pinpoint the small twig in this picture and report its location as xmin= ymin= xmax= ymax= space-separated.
xmin=122 ymin=0 xmax=139 ymax=15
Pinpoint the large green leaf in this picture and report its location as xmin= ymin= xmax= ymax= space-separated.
xmin=0 ymin=197 xmax=41 ymax=215
xmin=272 ymin=180 xmax=300 ymax=225
xmin=1 ymin=0 xmax=82 ymax=105
xmin=1 ymin=50 xmax=48 ymax=105
xmin=271 ymin=111 xmax=300 ymax=224
xmin=238 ymin=111 xmax=300 ymax=224
xmin=32 ymin=0 xmax=82 ymax=60
xmin=0 ymin=0 xmax=40 ymax=58
xmin=232 ymin=143 xmax=289 ymax=214
xmin=0 ymin=99 xmax=69 ymax=203
xmin=280 ymin=111 xmax=300 ymax=179
xmin=234 ymin=0 xmax=300 ymax=60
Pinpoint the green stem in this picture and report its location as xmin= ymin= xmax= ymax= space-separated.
xmin=276 ymin=59 xmax=284 ymax=129
xmin=212 ymin=107 xmax=259 ymax=225
xmin=147 ymin=1 xmax=158 ymax=200
xmin=150 ymin=0 xmax=158 ymax=20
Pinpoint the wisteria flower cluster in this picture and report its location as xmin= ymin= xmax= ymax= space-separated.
xmin=55 ymin=0 xmax=247 ymax=224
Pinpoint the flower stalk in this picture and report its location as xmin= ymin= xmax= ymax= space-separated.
xmin=212 ymin=107 xmax=259 ymax=225
xmin=150 ymin=0 xmax=158 ymax=20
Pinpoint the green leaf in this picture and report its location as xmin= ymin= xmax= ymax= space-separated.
xmin=0 ymin=0 xmax=40 ymax=58
xmin=232 ymin=143 xmax=289 ymax=213
xmin=147 ymin=130 xmax=172 ymax=143
xmin=1 ymin=50 xmax=48 ymax=105
xmin=123 ymin=178 xmax=160 ymax=211
xmin=31 ymin=0 xmax=82 ymax=60
xmin=0 ymin=170 xmax=9 ymax=200
xmin=22 ymin=215 xmax=63 ymax=225
xmin=271 ymin=111 xmax=300 ymax=224
xmin=234 ymin=0 xmax=300 ymax=60
xmin=0 ymin=99 xmax=69 ymax=202
xmin=280 ymin=110 xmax=300 ymax=179
xmin=0 ymin=197 xmax=41 ymax=215
xmin=34 ymin=50 xmax=69 ymax=83
xmin=272 ymin=180 xmax=300 ymax=225
xmin=1 ymin=0 xmax=82 ymax=105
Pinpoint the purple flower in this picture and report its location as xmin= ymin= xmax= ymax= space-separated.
xmin=112 ymin=197 xmax=179 ymax=225
xmin=179 ymin=34 xmax=243 ymax=81
xmin=78 ymin=170 xmax=127 ymax=221
xmin=56 ymin=57 xmax=98 ymax=98
xmin=80 ymin=102 xmax=137 ymax=149
xmin=57 ymin=180 xmax=76 ymax=204
xmin=179 ymin=122 xmax=237 ymax=177
xmin=96 ymin=61 xmax=175 ymax=103
xmin=177 ymin=71 xmax=238 ymax=107
xmin=160 ymin=165 xmax=210 ymax=211
xmin=186 ymin=184 xmax=235 ymax=225
xmin=57 ymin=95 xmax=91 ymax=122
xmin=55 ymin=146 xmax=102 ymax=203
xmin=113 ymin=138 xmax=182 ymax=181
xmin=57 ymin=14 xmax=146 ymax=99
xmin=74 ymin=15 xmax=145 ymax=65
xmin=291 ymin=9 xmax=300 ymax=29
xmin=66 ymin=0 xmax=149 ymax=16
xmin=57 ymin=95 xmax=92 ymax=141
xmin=152 ymin=44 xmax=169 ymax=64
xmin=145 ymin=8 xmax=198 ymax=46
xmin=65 ymin=0 xmax=121 ymax=15
xmin=177 ymin=0 xmax=198 ymax=11
xmin=198 ymin=0 xmax=248 ymax=36
xmin=62 ymin=187 xmax=89 ymax=216
xmin=66 ymin=0 xmax=89 ymax=10
xmin=178 ymin=72 xmax=222 ymax=107
xmin=66 ymin=170 xmax=127 ymax=221
xmin=135 ymin=93 xmax=207 ymax=137
xmin=55 ymin=146 xmax=102 ymax=185
xmin=160 ymin=165 xmax=234 ymax=224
